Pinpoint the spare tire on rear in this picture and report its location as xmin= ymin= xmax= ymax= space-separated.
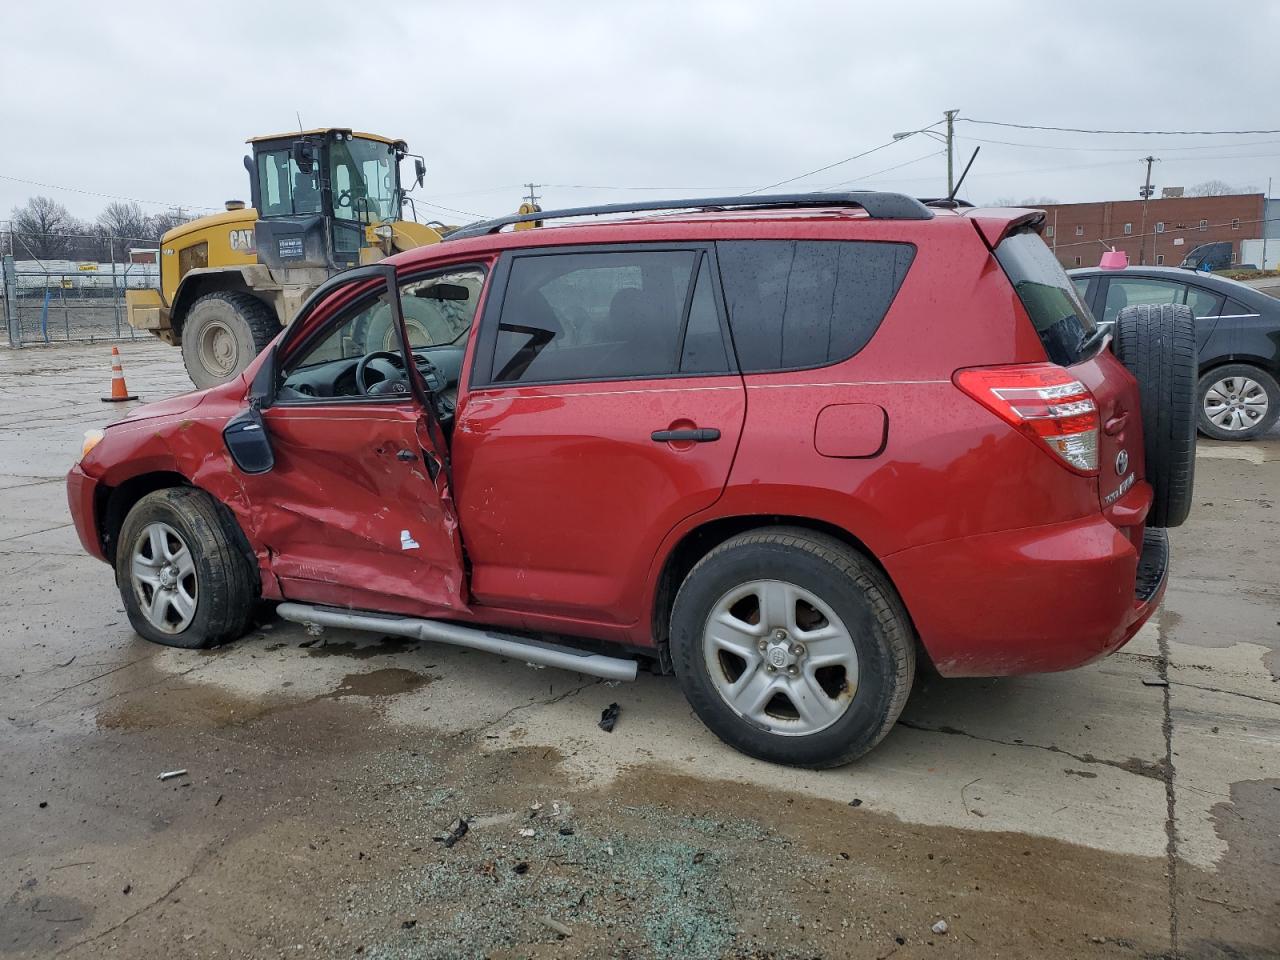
xmin=1111 ymin=303 xmax=1196 ymax=528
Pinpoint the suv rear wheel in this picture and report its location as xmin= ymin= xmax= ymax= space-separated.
xmin=669 ymin=528 xmax=914 ymax=768
xmin=116 ymin=488 xmax=258 ymax=649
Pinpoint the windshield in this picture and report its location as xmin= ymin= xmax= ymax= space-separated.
xmin=256 ymin=150 xmax=322 ymax=217
xmin=995 ymin=229 xmax=1100 ymax=366
xmin=330 ymin=138 xmax=400 ymax=224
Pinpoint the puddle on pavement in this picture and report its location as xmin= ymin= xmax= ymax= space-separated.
xmin=326 ymin=668 xmax=435 ymax=699
xmin=95 ymin=660 xmax=434 ymax=731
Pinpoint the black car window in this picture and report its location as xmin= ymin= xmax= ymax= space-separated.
xmin=491 ymin=250 xmax=707 ymax=384
xmin=1224 ymin=298 xmax=1259 ymax=317
xmin=715 ymin=240 xmax=915 ymax=372
xmin=1184 ymin=286 xmax=1225 ymax=319
xmin=994 ymin=230 xmax=1097 ymax=365
xmin=1101 ymin=278 xmax=1183 ymax=323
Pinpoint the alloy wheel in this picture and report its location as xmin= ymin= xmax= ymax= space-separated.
xmin=130 ymin=522 xmax=198 ymax=634
xmin=703 ymin=579 xmax=858 ymax=736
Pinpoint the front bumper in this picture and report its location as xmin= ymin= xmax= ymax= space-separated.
xmin=66 ymin=464 xmax=106 ymax=562
xmin=884 ymin=512 xmax=1169 ymax=678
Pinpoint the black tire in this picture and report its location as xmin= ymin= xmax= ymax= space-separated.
xmin=115 ymin=488 xmax=259 ymax=649
xmin=180 ymin=291 xmax=280 ymax=389
xmin=669 ymin=527 xmax=915 ymax=768
xmin=1196 ymin=363 xmax=1280 ymax=442
xmin=1112 ymin=303 xmax=1197 ymax=528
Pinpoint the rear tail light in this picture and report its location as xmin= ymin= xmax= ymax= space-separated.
xmin=954 ymin=363 xmax=1099 ymax=474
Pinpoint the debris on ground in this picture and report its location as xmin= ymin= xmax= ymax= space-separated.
xmin=932 ymin=919 xmax=950 ymax=934
xmin=400 ymin=919 xmax=417 ymax=930
xmin=1141 ymin=677 xmax=1169 ymax=687
xmin=513 ymin=862 xmax=529 ymax=875
xmin=598 ymin=702 xmax=621 ymax=732
xmin=537 ymin=915 xmax=572 ymax=938
xmin=435 ymin=817 xmax=469 ymax=848
xmin=157 ymin=769 xmax=188 ymax=781
xmin=849 ymin=798 xmax=863 ymax=807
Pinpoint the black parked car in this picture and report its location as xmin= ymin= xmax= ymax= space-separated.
xmin=1069 ymin=266 xmax=1280 ymax=440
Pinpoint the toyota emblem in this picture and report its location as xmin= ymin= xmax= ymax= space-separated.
xmin=1115 ymin=449 xmax=1129 ymax=476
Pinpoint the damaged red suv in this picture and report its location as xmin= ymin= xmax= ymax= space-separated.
xmin=67 ymin=193 xmax=1196 ymax=767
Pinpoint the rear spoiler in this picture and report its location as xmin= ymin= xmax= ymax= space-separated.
xmin=967 ymin=209 xmax=1047 ymax=250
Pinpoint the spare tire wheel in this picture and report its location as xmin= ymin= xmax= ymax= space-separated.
xmin=1110 ymin=303 xmax=1197 ymax=528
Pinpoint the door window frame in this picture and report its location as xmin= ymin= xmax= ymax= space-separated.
xmin=272 ymin=260 xmax=490 ymax=408
xmin=468 ymin=242 xmax=739 ymax=389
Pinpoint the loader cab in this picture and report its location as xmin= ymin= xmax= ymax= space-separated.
xmin=245 ymin=128 xmax=410 ymax=274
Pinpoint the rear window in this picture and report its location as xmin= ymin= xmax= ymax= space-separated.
xmin=995 ymin=230 xmax=1098 ymax=366
xmin=716 ymin=240 xmax=915 ymax=372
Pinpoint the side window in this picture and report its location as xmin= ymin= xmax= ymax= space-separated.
xmin=279 ymin=266 xmax=486 ymax=401
xmin=489 ymin=249 xmax=724 ymax=384
xmin=716 ymin=240 xmax=915 ymax=372
xmin=1102 ymin=278 xmax=1183 ymax=323
xmin=1184 ymin=286 xmax=1225 ymax=319
xmin=1071 ymin=277 xmax=1092 ymax=304
xmin=257 ymin=151 xmax=292 ymax=217
xmin=1224 ymin=298 xmax=1256 ymax=317
xmin=679 ymin=258 xmax=728 ymax=374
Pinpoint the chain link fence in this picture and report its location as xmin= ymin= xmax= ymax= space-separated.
xmin=2 ymin=233 xmax=161 ymax=347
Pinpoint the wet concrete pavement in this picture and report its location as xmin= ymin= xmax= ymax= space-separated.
xmin=1 ymin=341 xmax=1277 ymax=959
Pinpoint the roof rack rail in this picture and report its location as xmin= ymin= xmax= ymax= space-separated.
xmin=444 ymin=191 xmax=934 ymax=242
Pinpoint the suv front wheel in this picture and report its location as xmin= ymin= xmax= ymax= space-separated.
xmin=669 ymin=528 xmax=915 ymax=768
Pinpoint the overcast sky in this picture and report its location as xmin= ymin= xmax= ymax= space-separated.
xmin=4 ymin=1 xmax=1279 ymax=227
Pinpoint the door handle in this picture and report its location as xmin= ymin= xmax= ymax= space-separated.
xmin=651 ymin=428 xmax=720 ymax=443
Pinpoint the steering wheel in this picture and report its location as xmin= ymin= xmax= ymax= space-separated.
xmin=355 ymin=351 xmax=406 ymax=396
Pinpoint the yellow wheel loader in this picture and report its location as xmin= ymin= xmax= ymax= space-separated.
xmin=127 ymin=129 xmax=449 ymax=388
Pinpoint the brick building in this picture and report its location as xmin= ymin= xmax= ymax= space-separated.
xmin=1032 ymin=193 xmax=1264 ymax=269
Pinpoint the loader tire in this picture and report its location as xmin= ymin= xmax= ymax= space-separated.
xmin=180 ymin=292 xmax=280 ymax=389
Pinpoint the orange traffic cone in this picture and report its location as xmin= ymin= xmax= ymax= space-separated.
xmin=101 ymin=346 xmax=138 ymax=402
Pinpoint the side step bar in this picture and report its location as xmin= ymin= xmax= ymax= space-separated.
xmin=276 ymin=602 xmax=639 ymax=682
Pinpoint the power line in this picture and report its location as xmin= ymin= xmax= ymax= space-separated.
xmin=1047 ymin=213 xmax=1280 ymax=252
xmin=0 ymin=173 xmax=218 ymax=211
xmin=745 ymin=127 xmax=938 ymax=196
xmin=962 ymin=118 xmax=1280 ymax=136
xmin=956 ymin=134 xmax=1280 ymax=154
xmin=828 ymin=149 xmax=947 ymax=188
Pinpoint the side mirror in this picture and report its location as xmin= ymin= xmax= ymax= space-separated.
xmin=292 ymin=140 xmax=319 ymax=174
xmin=223 ymin=407 xmax=274 ymax=474
xmin=414 ymin=158 xmax=426 ymax=188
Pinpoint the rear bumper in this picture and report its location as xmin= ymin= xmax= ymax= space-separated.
xmin=884 ymin=511 xmax=1168 ymax=677
xmin=66 ymin=464 xmax=106 ymax=562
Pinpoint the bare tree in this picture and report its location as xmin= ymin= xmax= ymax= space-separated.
xmin=146 ymin=207 xmax=196 ymax=241
xmin=1186 ymin=180 xmax=1250 ymax=197
xmin=97 ymin=201 xmax=151 ymax=243
xmin=9 ymin=195 xmax=82 ymax=259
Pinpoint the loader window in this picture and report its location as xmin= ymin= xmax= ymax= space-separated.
xmin=330 ymin=138 xmax=399 ymax=224
xmin=256 ymin=150 xmax=322 ymax=217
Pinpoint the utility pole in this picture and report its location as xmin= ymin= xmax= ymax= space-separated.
xmin=523 ymin=183 xmax=541 ymax=207
xmin=1138 ymin=156 xmax=1158 ymax=266
xmin=1263 ymin=176 xmax=1272 ymax=270
xmin=944 ymin=109 xmax=959 ymax=196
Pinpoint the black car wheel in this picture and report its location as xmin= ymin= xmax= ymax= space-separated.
xmin=1197 ymin=364 xmax=1279 ymax=441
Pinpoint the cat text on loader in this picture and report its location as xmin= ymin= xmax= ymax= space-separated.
xmin=126 ymin=129 xmax=446 ymax=388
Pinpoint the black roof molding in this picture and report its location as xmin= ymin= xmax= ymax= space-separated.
xmin=444 ymin=191 xmax=934 ymax=241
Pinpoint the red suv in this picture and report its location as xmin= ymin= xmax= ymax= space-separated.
xmin=67 ymin=193 xmax=1196 ymax=767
